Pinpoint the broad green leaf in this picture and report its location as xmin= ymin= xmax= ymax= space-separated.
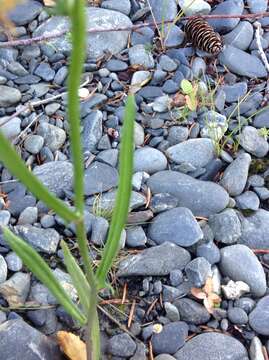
xmin=181 ymin=79 xmax=193 ymax=95
xmin=0 ymin=131 xmax=78 ymax=224
xmin=96 ymin=95 xmax=135 ymax=288
xmin=3 ymin=227 xmax=86 ymax=325
xmin=61 ymin=240 xmax=91 ymax=313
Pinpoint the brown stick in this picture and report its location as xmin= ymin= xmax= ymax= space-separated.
xmin=253 ymin=249 xmax=269 ymax=254
xmin=1 ymin=11 xmax=269 ymax=48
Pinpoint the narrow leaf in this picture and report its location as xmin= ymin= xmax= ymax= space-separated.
xmin=3 ymin=227 xmax=86 ymax=325
xmin=61 ymin=240 xmax=91 ymax=313
xmin=0 ymin=131 xmax=78 ymax=223
xmin=96 ymin=95 xmax=135 ymax=288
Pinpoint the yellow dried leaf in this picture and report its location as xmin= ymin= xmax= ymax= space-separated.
xmin=185 ymin=95 xmax=197 ymax=112
xmin=57 ymin=331 xmax=87 ymax=360
xmin=0 ymin=0 xmax=23 ymax=32
xmin=191 ymin=287 xmax=207 ymax=300
xmin=203 ymin=277 xmax=213 ymax=295
xmin=43 ymin=0 xmax=56 ymax=6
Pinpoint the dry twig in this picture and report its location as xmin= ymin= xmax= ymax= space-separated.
xmin=254 ymin=21 xmax=269 ymax=73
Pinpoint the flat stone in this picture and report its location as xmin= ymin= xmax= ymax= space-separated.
xmin=34 ymin=8 xmax=132 ymax=58
xmin=166 ymin=138 xmax=215 ymax=168
xmin=91 ymin=190 xmax=145 ymax=212
xmin=148 ymin=0 xmax=177 ymax=23
xmin=101 ymin=0 xmax=131 ymax=15
xmin=178 ymin=0 xmax=211 ymax=16
xmin=34 ymin=63 xmax=55 ymax=82
xmin=253 ymin=108 xmax=269 ymax=128
xmin=82 ymin=111 xmax=103 ymax=153
xmin=220 ymin=152 xmax=251 ymax=196
xmin=219 ymin=244 xmax=266 ymax=297
xmin=15 ymin=225 xmax=60 ymax=254
xmin=147 ymin=171 xmax=229 ymax=217
xmin=235 ymin=191 xmax=260 ymax=211
xmin=8 ymin=0 xmax=43 ymax=26
xmin=249 ymin=296 xmax=269 ymax=335
xmin=223 ymin=21 xmax=254 ymax=50
xmin=108 ymin=333 xmax=136 ymax=357
xmin=0 ymin=85 xmax=21 ymax=107
xmin=0 ymin=273 xmax=30 ymax=306
xmin=134 ymin=147 xmax=167 ymax=174
xmin=208 ymin=0 xmax=244 ymax=33
xmin=208 ymin=209 xmax=241 ymax=244
xmin=117 ymin=242 xmax=191 ymax=277
xmin=0 ymin=319 xmax=61 ymax=360
xmin=148 ymin=207 xmax=203 ymax=247
xmin=173 ymin=298 xmax=210 ymax=325
xmin=174 ymin=332 xmax=249 ymax=360
xmin=5 ymin=252 xmax=23 ymax=272
xmin=239 ymin=209 xmax=269 ymax=249
xmin=152 ymin=322 xmax=188 ymax=355
xmin=33 ymin=161 xmax=73 ymax=197
xmin=84 ymin=161 xmax=118 ymax=196
xmin=37 ymin=123 xmax=66 ymax=152
xmin=129 ymin=45 xmax=155 ymax=69
xmin=18 ymin=206 xmax=38 ymax=225
xmin=219 ymin=45 xmax=267 ymax=78
xmin=185 ymin=257 xmax=212 ymax=287
xmin=239 ymin=126 xmax=269 ymax=158
xmin=80 ymin=95 xmax=107 ymax=117
xmin=221 ymin=82 xmax=248 ymax=103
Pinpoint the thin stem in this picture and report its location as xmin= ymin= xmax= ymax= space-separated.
xmin=86 ymin=287 xmax=100 ymax=360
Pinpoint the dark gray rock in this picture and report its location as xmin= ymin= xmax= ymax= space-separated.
xmin=196 ymin=241 xmax=220 ymax=265
xmin=150 ymin=193 xmax=178 ymax=214
xmin=220 ymin=152 xmax=251 ymax=196
xmin=15 ymin=225 xmax=60 ymax=254
xmin=173 ymin=298 xmax=210 ymax=325
xmin=134 ymin=147 xmax=167 ymax=174
xmin=0 ymin=319 xmax=61 ymax=360
xmin=37 ymin=123 xmax=66 ymax=152
xmin=208 ymin=0 xmax=244 ymax=33
xmin=219 ymin=244 xmax=266 ymax=297
xmin=108 ymin=333 xmax=136 ymax=357
xmin=117 ymin=242 xmax=191 ymax=277
xmin=227 ymin=307 xmax=248 ymax=324
xmin=80 ymin=94 xmax=107 ymax=117
xmin=253 ymin=108 xmax=269 ymax=128
xmin=148 ymin=0 xmax=177 ymax=23
xmin=148 ymin=207 xmax=203 ymax=247
xmin=239 ymin=126 xmax=269 ymax=157
xmin=208 ymin=209 xmax=241 ymax=244
xmin=174 ymin=332 xmax=249 ymax=360
xmin=53 ymin=66 xmax=68 ymax=86
xmin=90 ymin=216 xmax=109 ymax=246
xmin=249 ymin=296 xmax=269 ymax=335
xmin=185 ymin=257 xmax=211 ymax=287
xmin=0 ymin=85 xmax=21 ymax=107
xmin=24 ymin=135 xmax=44 ymax=154
xmin=129 ymin=45 xmax=155 ymax=69
xmin=8 ymin=0 xmax=42 ymax=26
xmin=239 ymin=209 xmax=269 ymax=249
xmin=235 ymin=191 xmax=260 ymax=211
xmin=84 ymin=161 xmax=118 ymax=196
xmin=34 ymin=63 xmax=55 ymax=82
xmin=166 ymin=138 xmax=215 ymax=168
xmin=106 ymin=59 xmax=128 ymax=71
xmin=82 ymin=111 xmax=103 ymax=153
xmin=34 ymin=8 xmax=132 ymax=58
xmin=152 ymin=322 xmax=188 ymax=355
xmin=147 ymin=171 xmax=229 ymax=217
xmin=33 ymin=161 xmax=73 ymax=197
xmin=167 ymin=126 xmax=189 ymax=145
xmin=126 ymin=226 xmax=147 ymax=247
xmin=219 ymin=45 xmax=267 ymax=78
xmin=223 ymin=21 xmax=254 ymax=50
xmin=164 ymin=302 xmax=180 ymax=321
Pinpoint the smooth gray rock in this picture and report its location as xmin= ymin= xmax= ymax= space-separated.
xmin=5 ymin=252 xmax=23 ymax=272
xmin=108 ymin=333 xmax=136 ymax=357
xmin=45 ymin=103 xmax=60 ymax=116
xmin=129 ymin=45 xmax=155 ymax=69
xmin=90 ymin=216 xmax=109 ymax=246
xmin=209 ymin=209 xmax=241 ymax=244
xmin=0 ymin=319 xmax=61 ymax=360
xmin=134 ymin=147 xmax=167 ymax=174
xmin=239 ymin=126 xmax=269 ymax=157
xmin=148 ymin=0 xmax=177 ymax=22
xmin=223 ymin=21 xmax=254 ymax=50
xmin=101 ymin=0 xmax=131 ymax=15
xmin=126 ymin=226 xmax=147 ymax=247
xmin=164 ymin=302 xmax=180 ymax=321
xmin=253 ymin=108 xmax=269 ymax=128
xmin=0 ymin=86 xmax=21 ymax=107
xmin=227 ymin=307 xmax=248 ymax=324
xmin=152 ymin=322 xmax=188 ymax=355
xmin=34 ymin=8 xmax=132 ymax=58
xmin=208 ymin=0 xmax=244 ymax=33
xmin=185 ymin=257 xmax=212 ymax=287
xmin=53 ymin=268 xmax=77 ymax=301
xmin=0 ymin=255 xmax=7 ymax=284
xmin=34 ymin=63 xmax=55 ymax=82
xmin=173 ymin=298 xmax=210 ymax=325
xmin=219 ymin=45 xmax=267 ymax=78
xmin=82 ymin=111 xmax=103 ymax=153
xmin=37 ymin=123 xmax=66 ymax=152
xmin=33 ymin=161 xmax=73 ymax=197
xmin=84 ymin=161 xmax=118 ymax=196
xmin=239 ymin=209 xmax=269 ymax=249
xmin=148 ymin=207 xmax=203 ymax=247
xmin=219 ymin=244 xmax=266 ymax=297
xmin=15 ymin=225 xmax=60 ymax=254
xmin=117 ymin=242 xmax=191 ymax=277
xmin=8 ymin=0 xmax=42 ymax=25
xmin=221 ymin=82 xmax=248 ymax=102
xmin=174 ymin=332 xmax=249 ymax=360
xmin=147 ymin=171 xmax=229 ymax=217
xmin=178 ymin=0 xmax=211 ymax=16
xmin=249 ymin=296 xmax=269 ymax=335
xmin=0 ymin=117 xmax=21 ymax=139
xmin=196 ymin=241 xmax=220 ymax=265
xmin=247 ymin=0 xmax=267 ymax=13
xmin=17 ymin=206 xmax=38 ymax=225
xmin=235 ymin=191 xmax=260 ymax=211
xmin=0 ymin=273 xmax=30 ymax=306
xmin=24 ymin=135 xmax=44 ymax=154
xmin=220 ymin=152 xmax=251 ymax=196
xmin=166 ymin=138 xmax=215 ymax=168
xmin=167 ymin=126 xmax=189 ymax=145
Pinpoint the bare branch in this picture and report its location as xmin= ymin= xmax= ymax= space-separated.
xmin=254 ymin=21 xmax=269 ymax=73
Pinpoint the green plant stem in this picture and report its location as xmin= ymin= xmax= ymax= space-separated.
xmin=86 ymin=287 xmax=100 ymax=360
xmin=0 ymin=131 xmax=78 ymax=223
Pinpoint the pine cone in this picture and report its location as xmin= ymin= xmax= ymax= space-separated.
xmin=185 ymin=16 xmax=223 ymax=54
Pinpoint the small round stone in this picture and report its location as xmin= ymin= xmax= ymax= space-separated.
xmin=228 ymin=307 xmax=248 ymax=325
xmin=24 ymin=135 xmax=44 ymax=154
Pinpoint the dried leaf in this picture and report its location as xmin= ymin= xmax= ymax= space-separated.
xmin=185 ymin=95 xmax=197 ymax=112
xmin=43 ymin=0 xmax=55 ymax=5
xmin=203 ymin=277 xmax=213 ymax=295
xmin=172 ymin=92 xmax=186 ymax=107
xmin=0 ymin=0 xmax=23 ymax=31
xmin=57 ymin=331 xmax=87 ymax=360
xmin=191 ymin=287 xmax=207 ymax=300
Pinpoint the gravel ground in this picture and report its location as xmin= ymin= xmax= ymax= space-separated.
xmin=0 ymin=0 xmax=269 ymax=359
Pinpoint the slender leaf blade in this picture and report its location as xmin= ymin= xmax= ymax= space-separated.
xmin=96 ymin=95 xmax=135 ymax=287
xmin=0 ymin=131 xmax=78 ymax=223
xmin=61 ymin=240 xmax=91 ymax=313
xmin=3 ymin=227 xmax=86 ymax=325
